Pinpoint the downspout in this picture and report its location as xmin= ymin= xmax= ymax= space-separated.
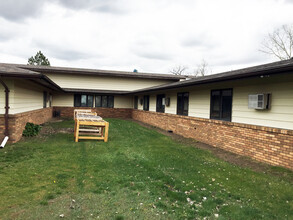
xmin=0 ymin=77 xmax=10 ymax=137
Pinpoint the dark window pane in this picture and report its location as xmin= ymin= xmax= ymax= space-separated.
xmin=177 ymin=92 xmax=188 ymax=115
xmin=95 ymin=95 xmax=114 ymax=108
xmin=183 ymin=94 xmax=188 ymax=111
xmin=143 ymin=95 xmax=149 ymax=111
xmin=222 ymin=90 xmax=232 ymax=96
xmin=87 ymin=95 xmax=94 ymax=107
xmin=108 ymin=96 xmax=114 ymax=108
xmin=221 ymin=90 xmax=232 ymax=121
xmin=177 ymin=93 xmax=183 ymax=115
xmin=156 ymin=94 xmax=165 ymax=113
xmin=74 ymin=94 xmax=81 ymax=107
xmin=81 ymin=95 xmax=87 ymax=107
xmin=95 ymin=96 xmax=101 ymax=107
xmin=102 ymin=96 xmax=108 ymax=107
xmin=210 ymin=89 xmax=232 ymax=121
xmin=211 ymin=91 xmax=221 ymax=119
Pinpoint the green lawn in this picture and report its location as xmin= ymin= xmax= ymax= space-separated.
xmin=0 ymin=119 xmax=292 ymax=219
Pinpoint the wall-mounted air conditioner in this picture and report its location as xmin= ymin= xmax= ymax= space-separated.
xmin=248 ymin=94 xmax=271 ymax=110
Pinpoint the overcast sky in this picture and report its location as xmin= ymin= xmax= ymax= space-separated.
xmin=0 ymin=0 xmax=293 ymax=74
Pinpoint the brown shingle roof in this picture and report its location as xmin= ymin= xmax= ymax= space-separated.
xmin=63 ymin=88 xmax=130 ymax=95
xmin=2 ymin=63 xmax=185 ymax=80
xmin=131 ymin=59 xmax=293 ymax=93
xmin=1 ymin=59 xmax=293 ymax=94
xmin=0 ymin=64 xmax=63 ymax=91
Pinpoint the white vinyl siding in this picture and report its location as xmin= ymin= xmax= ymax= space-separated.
xmin=10 ymin=80 xmax=49 ymax=114
xmin=165 ymin=92 xmax=177 ymax=114
xmin=149 ymin=95 xmax=156 ymax=112
xmin=189 ymin=89 xmax=210 ymax=118
xmin=44 ymin=73 xmax=173 ymax=91
xmin=232 ymin=81 xmax=293 ymax=129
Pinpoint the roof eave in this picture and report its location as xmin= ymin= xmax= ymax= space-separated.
xmin=18 ymin=66 xmax=185 ymax=81
xmin=63 ymin=88 xmax=130 ymax=95
xmin=0 ymin=72 xmax=64 ymax=92
xmin=130 ymin=65 xmax=293 ymax=94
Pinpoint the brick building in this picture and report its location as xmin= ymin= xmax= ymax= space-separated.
xmin=0 ymin=60 xmax=292 ymax=169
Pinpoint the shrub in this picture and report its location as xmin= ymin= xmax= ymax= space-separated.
xmin=22 ymin=122 xmax=41 ymax=137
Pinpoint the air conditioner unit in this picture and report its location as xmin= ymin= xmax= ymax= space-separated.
xmin=248 ymin=94 xmax=270 ymax=110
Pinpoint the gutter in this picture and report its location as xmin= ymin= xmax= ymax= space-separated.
xmin=0 ymin=77 xmax=10 ymax=136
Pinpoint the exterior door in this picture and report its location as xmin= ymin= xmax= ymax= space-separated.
xmin=156 ymin=94 xmax=165 ymax=113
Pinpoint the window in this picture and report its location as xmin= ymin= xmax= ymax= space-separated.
xmin=134 ymin=96 xmax=138 ymax=109
xmin=74 ymin=94 xmax=94 ymax=107
xmin=156 ymin=94 xmax=165 ymax=113
xmin=210 ymin=89 xmax=232 ymax=121
xmin=143 ymin=95 xmax=149 ymax=111
xmin=43 ymin=91 xmax=47 ymax=108
xmin=95 ymin=95 xmax=114 ymax=108
xmin=177 ymin=92 xmax=189 ymax=116
xmin=74 ymin=94 xmax=81 ymax=107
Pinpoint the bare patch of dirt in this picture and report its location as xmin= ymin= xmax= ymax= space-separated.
xmin=59 ymin=128 xmax=74 ymax=133
xmin=132 ymin=119 xmax=293 ymax=181
xmin=46 ymin=118 xmax=64 ymax=123
xmin=39 ymin=126 xmax=55 ymax=135
xmin=40 ymin=127 xmax=73 ymax=135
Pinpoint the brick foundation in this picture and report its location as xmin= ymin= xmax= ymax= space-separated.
xmin=132 ymin=110 xmax=293 ymax=170
xmin=53 ymin=107 xmax=132 ymax=119
xmin=0 ymin=108 xmax=53 ymax=143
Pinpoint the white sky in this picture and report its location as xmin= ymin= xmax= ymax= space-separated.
xmin=0 ymin=0 xmax=293 ymax=74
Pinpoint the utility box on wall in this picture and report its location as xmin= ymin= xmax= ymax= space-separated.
xmin=248 ymin=94 xmax=271 ymax=110
xmin=165 ymin=97 xmax=170 ymax=107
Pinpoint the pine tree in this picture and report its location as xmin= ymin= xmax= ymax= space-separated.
xmin=28 ymin=51 xmax=51 ymax=66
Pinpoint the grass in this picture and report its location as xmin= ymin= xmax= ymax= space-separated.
xmin=0 ymin=118 xmax=292 ymax=219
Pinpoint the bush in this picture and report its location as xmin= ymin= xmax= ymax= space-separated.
xmin=22 ymin=122 xmax=41 ymax=137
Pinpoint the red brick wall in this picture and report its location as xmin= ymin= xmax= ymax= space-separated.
xmin=53 ymin=107 xmax=132 ymax=119
xmin=132 ymin=110 xmax=293 ymax=170
xmin=0 ymin=108 xmax=53 ymax=143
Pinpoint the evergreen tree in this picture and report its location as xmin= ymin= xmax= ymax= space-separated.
xmin=28 ymin=51 xmax=50 ymax=66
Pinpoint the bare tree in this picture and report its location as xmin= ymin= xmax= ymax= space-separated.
xmin=194 ymin=59 xmax=210 ymax=77
xmin=260 ymin=25 xmax=293 ymax=60
xmin=170 ymin=65 xmax=188 ymax=75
